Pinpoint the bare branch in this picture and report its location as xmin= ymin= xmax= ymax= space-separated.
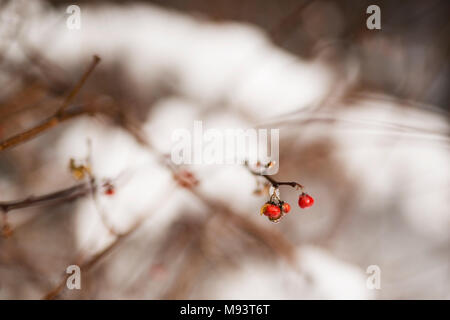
xmin=43 ymin=217 xmax=142 ymax=300
xmin=56 ymin=55 xmax=100 ymax=116
xmin=0 ymin=182 xmax=91 ymax=213
xmin=245 ymin=162 xmax=304 ymax=190
xmin=0 ymin=55 xmax=101 ymax=151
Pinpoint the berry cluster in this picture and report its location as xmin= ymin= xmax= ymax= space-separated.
xmin=246 ymin=160 xmax=314 ymax=223
xmin=260 ymin=201 xmax=290 ymax=222
xmin=260 ymin=191 xmax=314 ymax=223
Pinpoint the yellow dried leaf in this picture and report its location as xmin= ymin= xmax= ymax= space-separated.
xmin=260 ymin=203 xmax=270 ymax=216
xmin=69 ymin=158 xmax=91 ymax=180
xmin=71 ymin=168 xmax=85 ymax=180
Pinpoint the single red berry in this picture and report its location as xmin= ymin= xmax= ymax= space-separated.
xmin=282 ymin=202 xmax=291 ymax=213
xmin=298 ymin=193 xmax=314 ymax=208
xmin=104 ymin=186 xmax=115 ymax=196
xmin=266 ymin=204 xmax=281 ymax=219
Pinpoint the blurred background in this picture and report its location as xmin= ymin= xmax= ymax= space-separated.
xmin=0 ymin=0 xmax=448 ymax=299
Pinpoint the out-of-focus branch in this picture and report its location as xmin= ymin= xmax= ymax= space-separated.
xmin=0 ymin=55 xmax=101 ymax=151
xmin=43 ymin=217 xmax=144 ymax=300
xmin=42 ymin=185 xmax=179 ymax=300
xmin=0 ymin=107 xmax=88 ymax=151
xmin=0 ymin=181 xmax=93 ymax=238
xmin=0 ymin=182 xmax=91 ymax=214
xmin=56 ymin=55 xmax=100 ymax=116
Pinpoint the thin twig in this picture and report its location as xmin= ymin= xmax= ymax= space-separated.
xmin=56 ymin=55 xmax=100 ymax=116
xmin=0 ymin=182 xmax=91 ymax=214
xmin=0 ymin=107 xmax=87 ymax=151
xmin=43 ymin=217 xmax=143 ymax=300
xmin=0 ymin=55 xmax=101 ymax=151
xmin=261 ymin=174 xmax=304 ymax=189
xmin=245 ymin=162 xmax=304 ymax=190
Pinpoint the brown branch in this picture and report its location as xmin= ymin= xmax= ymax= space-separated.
xmin=261 ymin=174 xmax=304 ymax=190
xmin=0 ymin=182 xmax=91 ymax=213
xmin=41 ymin=184 xmax=179 ymax=301
xmin=0 ymin=181 xmax=93 ymax=238
xmin=0 ymin=107 xmax=88 ymax=151
xmin=56 ymin=55 xmax=100 ymax=116
xmin=43 ymin=218 xmax=142 ymax=300
xmin=0 ymin=55 xmax=101 ymax=152
xmin=245 ymin=162 xmax=304 ymax=190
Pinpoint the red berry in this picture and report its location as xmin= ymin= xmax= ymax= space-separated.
xmin=265 ymin=204 xmax=281 ymax=219
xmin=105 ymin=186 xmax=115 ymax=196
xmin=282 ymin=202 xmax=291 ymax=213
xmin=298 ymin=193 xmax=314 ymax=208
